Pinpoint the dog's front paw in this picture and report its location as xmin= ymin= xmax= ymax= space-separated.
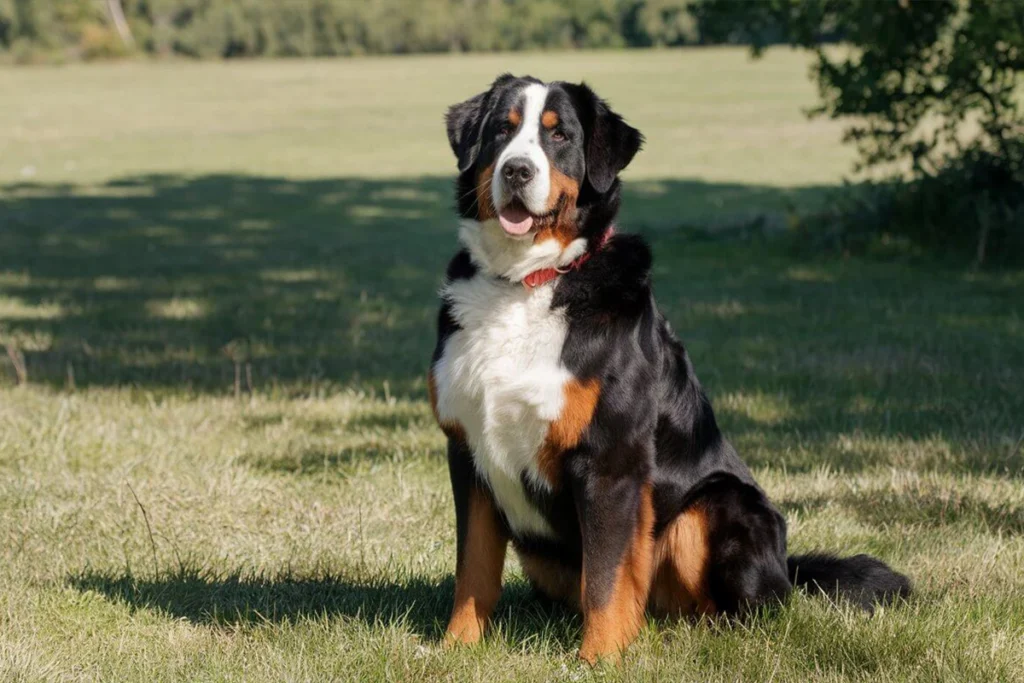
xmin=443 ymin=611 xmax=485 ymax=647
xmin=578 ymin=642 xmax=622 ymax=666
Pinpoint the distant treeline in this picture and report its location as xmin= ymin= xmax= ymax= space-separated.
xmin=0 ymin=0 xmax=788 ymax=62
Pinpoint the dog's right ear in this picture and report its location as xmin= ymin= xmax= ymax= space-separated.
xmin=446 ymin=74 xmax=515 ymax=173
xmin=446 ymin=91 xmax=487 ymax=173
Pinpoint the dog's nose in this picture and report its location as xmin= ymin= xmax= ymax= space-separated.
xmin=501 ymin=157 xmax=536 ymax=188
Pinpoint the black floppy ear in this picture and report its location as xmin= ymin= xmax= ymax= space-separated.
xmin=446 ymin=73 xmax=517 ymax=173
xmin=446 ymin=91 xmax=487 ymax=173
xmin=570 ymin=83 xmax=643 ymax=194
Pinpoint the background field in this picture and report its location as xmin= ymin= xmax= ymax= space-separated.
xmin=2 ymin=49 xmax=1023 ymax=682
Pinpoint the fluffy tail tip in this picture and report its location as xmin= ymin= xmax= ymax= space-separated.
xmin=788 ymin=553 xmax=911 ymax=613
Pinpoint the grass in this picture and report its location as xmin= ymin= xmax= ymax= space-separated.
xmin=1 ymin=48 xmax=1023 ymax=682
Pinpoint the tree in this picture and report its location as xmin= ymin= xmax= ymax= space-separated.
xmin=701 ymin=0 xmax=1024 ymax=264
xmin=627 ymin=0 xmax=700 ymax=47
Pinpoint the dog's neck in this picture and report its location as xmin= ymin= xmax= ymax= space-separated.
xmin=458 ymin=219 xmax=589 ymax=283
xmin=520 ymin=226 xmax=615 ymax=289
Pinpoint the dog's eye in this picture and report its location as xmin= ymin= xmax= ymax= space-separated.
xmin=551 ymin=129 xmax=566 ymax=142
xmin=498 ymin=123 xmax=515 ymax=137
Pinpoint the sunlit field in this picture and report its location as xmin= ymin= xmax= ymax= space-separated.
xmin=2 ymin=49 xmax=1023 ymax=682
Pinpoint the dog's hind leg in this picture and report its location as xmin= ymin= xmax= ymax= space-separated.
xmin=703 ymin=483 xmax=792 ymax=615
xmin=649 ymin=504 xmax=717 ymax=619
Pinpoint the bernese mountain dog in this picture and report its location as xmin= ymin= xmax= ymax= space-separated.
xmin=428 ymin=74 xmax=911 ymax=664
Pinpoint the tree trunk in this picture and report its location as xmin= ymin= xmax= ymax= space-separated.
xmin=106 ymin=0 xmax=135 ymax=50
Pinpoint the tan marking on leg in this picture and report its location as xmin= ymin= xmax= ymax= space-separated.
xmin=428 ymin=369 xmax=465 ymax=441
xmin=533 ymin=168 xmax=580 ymax=248
xmin=541 ymin=110 xmax=559 ymax=129
xmin=536 ymin=378 xmax=600 ymax=488
xmin=475 ymin=163 xmax=496 ymax=221
xmin=445 ymin=487 xmax=507 ymax=645
xmin=517 ymin=550 xmax=581 ymax=609
xmin=579 ymin=484 xmax=656 ymax=665
xmin=650 ymin=505 xmax=716 ymax=618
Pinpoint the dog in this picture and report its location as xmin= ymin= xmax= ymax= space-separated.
xmin=428 ymin=74 xmax=911 ymax=664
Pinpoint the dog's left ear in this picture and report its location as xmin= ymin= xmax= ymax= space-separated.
xmin=567 ymin=83 xmax=644 ymax=194
xmin=446 ymin=91 xmax=487 ymax=173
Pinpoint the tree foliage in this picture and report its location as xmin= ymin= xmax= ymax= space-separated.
xmin=0 ymin=0 xmax=727 ymax=60
xmin=702 ymin=0 xmax=1024 ymax=265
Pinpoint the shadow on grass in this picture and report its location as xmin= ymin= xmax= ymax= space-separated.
xmin=68 ymin=569 xmax=578 ymax=644
xmin=239 ymin=407 xmax=432 ymax=436
xmin=241 ymin=445 xmax=400 ymax=473
xmin=2 ymin=173 xmax=1022 ymax=476
xmin=0 ymin=173 xmax=821 ymax=395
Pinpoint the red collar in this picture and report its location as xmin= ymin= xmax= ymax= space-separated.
xmin=521 ymin=227 xmax=614 ymax=289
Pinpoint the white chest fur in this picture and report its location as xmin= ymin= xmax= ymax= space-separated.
xmin=433 ymin=275 xmax=570 ymax=538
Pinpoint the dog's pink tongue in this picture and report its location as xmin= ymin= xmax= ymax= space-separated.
xmin=498 ymin=204 xmax=534 ymax=235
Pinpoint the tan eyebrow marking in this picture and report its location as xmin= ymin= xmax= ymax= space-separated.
xmin=508 ymin=109 xmax=522 ymax=126
xmin=541 ymin=110 xmax=559 ymax=129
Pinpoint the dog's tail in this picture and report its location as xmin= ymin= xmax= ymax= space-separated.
xmin=787 ymin=553 xmax=911 ymax=612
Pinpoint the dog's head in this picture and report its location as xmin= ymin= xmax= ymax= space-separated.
xmin=446 ymin=74 xmax=642 ymax=281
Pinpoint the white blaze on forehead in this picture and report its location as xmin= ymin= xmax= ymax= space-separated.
xmin=492 ymin=83 xmax=550 ymax=216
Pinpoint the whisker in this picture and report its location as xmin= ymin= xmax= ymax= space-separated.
xmin=455 ymin=173 xmax=495 ymax=205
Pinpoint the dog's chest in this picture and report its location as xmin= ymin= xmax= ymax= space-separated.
xmin=433 ymin=276 xmax=570 ymax=538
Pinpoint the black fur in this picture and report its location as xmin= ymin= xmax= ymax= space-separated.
xmin=434 ymin=75 xmax=910 ymax=634
xmin=562 ymin=82 xmax=644 ymax=195
xmin=445 ymin=73 xmax=521 ymax=174
xmin=788 ymin=553 xmax=913 ymax=613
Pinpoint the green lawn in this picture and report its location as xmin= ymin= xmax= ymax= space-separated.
xmin=2 ymin=49 xmax=1023 ymax=682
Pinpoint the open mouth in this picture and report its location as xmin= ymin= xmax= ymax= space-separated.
xmin=498 ymin=200 xmax=561 ymax=237
xmin=497 ymin=200 xmax=536 ymax=236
